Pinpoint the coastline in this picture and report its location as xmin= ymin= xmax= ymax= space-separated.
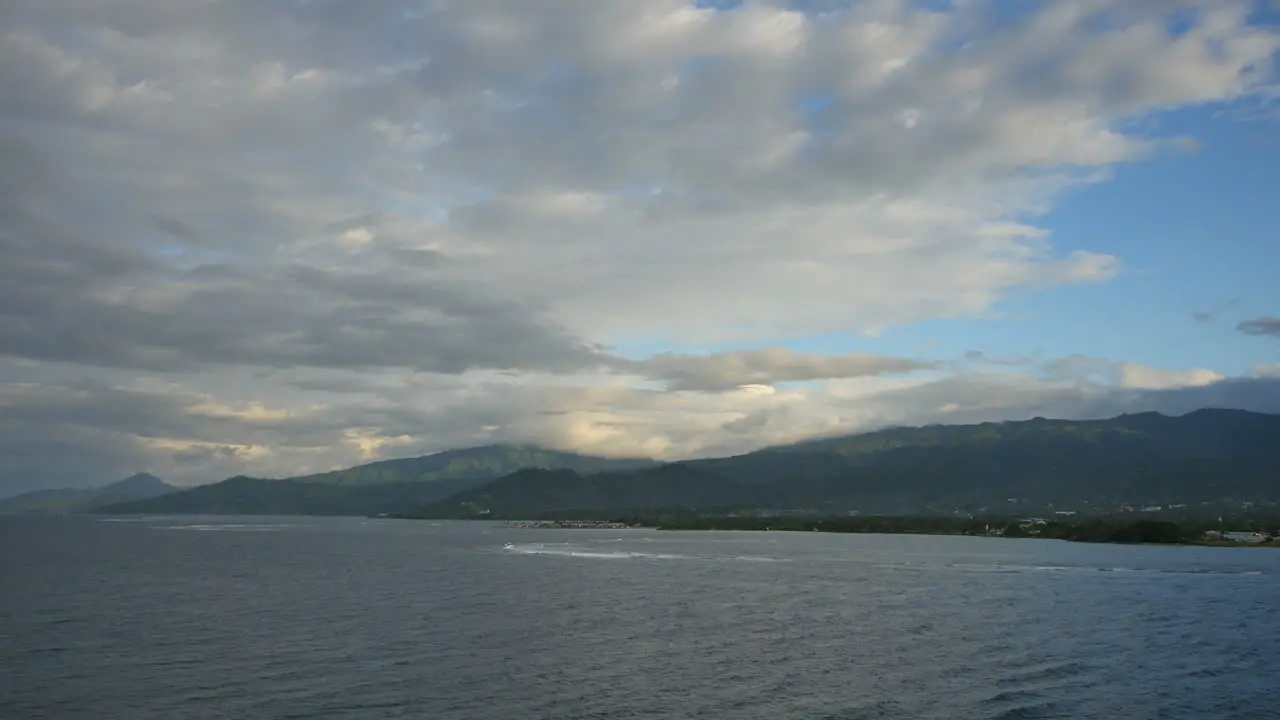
xmin=489 ymin=516 xmax=1280 ymax=548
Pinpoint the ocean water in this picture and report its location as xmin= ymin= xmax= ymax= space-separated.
xmin=2 ymin=517 xmax=1278 ymax=719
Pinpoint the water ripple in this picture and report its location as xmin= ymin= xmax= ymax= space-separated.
xmin=2 ymin=517 xmax=1278 ymax=719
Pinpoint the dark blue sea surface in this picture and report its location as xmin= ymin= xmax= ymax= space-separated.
xmin=2 ymin=516 xmax=1278 ymax=719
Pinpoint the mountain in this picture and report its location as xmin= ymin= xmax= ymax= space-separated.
xmin=410 ymin=410 xmax=1280 ymax=519
xmin=417 ymin=464 xmax=754 ymax=518
xmin=98 ymin=446 xmax=657 ymax=516
xmin=285 ymin=445 xmax=656 ymax=485
xmin=97 ymin=476 xmax=489 ymax=516
xmin=0 ymin=473 xmax=176 ymax=514
xmin=97 ymin=411 xmax=1280 ymax=519
xmin=104 ymin=472 xmax=173 ymax=496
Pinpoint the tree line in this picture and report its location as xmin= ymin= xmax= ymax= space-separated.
xmin=597 ymin=512 xmax=1280 ymax=545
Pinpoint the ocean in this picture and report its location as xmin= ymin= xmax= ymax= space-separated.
xmin=2 ymin=516 xmax=1277 ymax=719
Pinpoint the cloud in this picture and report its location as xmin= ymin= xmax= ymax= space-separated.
xmin=1254 ymin=363 xmax=1280 ymax=378
xmin=1191 ymin=297 xmax=1239 ymax=323
xmin=1239 ymin=316 xmax=1280 ymax=338
xmin=1 ymin=1 xmax=1277 ymax=492
xmin=625 ymin=347 xmax=934 ymax=391
xmin=1113 ymin=363 xmax=1224 ymax=391
xmin=5 ymin=0 xmax=1273 ymax=354
xmin=1039 ymin=355 xmax=1225 ymax=390
xmin=0 ymin=141 xmax=608 ymax=374
xmin=4 ymin=357 xmax=1279 ymax=495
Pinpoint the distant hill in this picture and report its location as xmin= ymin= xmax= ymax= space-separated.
xmin=415 ymin=465 xmax=753 ymax=519
xmin=763 ymin=409 xmax=1280 ymax=463
xmin=98 ymin=476 xmax=490 ymax=516
xmin=408 ymin=410 xmax=1280 ymax=519
xmin=96 ymin=411 xmax=1280 ymax=519
xmin=286 ymin=445 xmax=657 ymax=485
xmin=98 ymin=446 xmax=657 ymax=516
xmin=0 ymin=473 xmax=176 ymax=514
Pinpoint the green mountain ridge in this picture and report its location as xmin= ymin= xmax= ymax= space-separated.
xmin=97 ymin=410 xmax=1280 ymax=519
xmin=424 ymin=464 xmax=746 ymax=518
xmin=0 ymin=473 xmax=176 ymax=514
xmin=99 ymin=475 xmax=492 ymax=516
xmin=413 ymin=409 xmax=1280 ymax=519
xmin=287 ymin=444 xmax=657 ymax=486
xmin=99 ymin=446 xmax=659 ymax=516
xmin=770 ymin=409 xmax=1274 ymax=459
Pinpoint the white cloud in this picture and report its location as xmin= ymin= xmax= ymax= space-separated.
xmin=1252 ymin=363 xmax=1280 ymax=378
xmin=0 ymin=1 xmax=1277 ymax=491
xmin=8 ymin=355 xmax=1280 ymax=492
xmin=343 ymin=428 xmax=418 ymax=461
xmin=186 ymin=401 xmax=293 ymax=423
xmin=625 ymin=346 xmax=934 ymax=391
xmin=340 ymin=227 xmax=376 ymax=249
xmin=1115 ymin=363 xmax=1224 ymax=390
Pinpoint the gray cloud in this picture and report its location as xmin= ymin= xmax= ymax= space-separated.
xmin=855 ymin=374 xmax=1280 ymax=431
xmin=1191 ymin=298 xmax=1239 ymax=324
xmin=0 ymin=376 xmax=474 ymax=493
xmin=0 ymin=142 xmax=606 ymax=374
xmin=0 ymin=265 xmax=607 ymax=373
xmin=0 ymin=419 xmax=153 ymax=497
xmin=150 ymin=215 xmax=202 ymax=242
xmin=0 ymin=136 xmax=606 ymax=373
xmin=628 ymin=347 xmax=934 ymax=392
xmin=1239 ymin=316 xmax=1280 ymax=338
xmin=1 ymin=1 xmax=1276 ymax=492
xmin=4 ymin=357 xmax=1278 ymax=496
xmin=324 ymin=213 xmax=385 ymax=235
xmin=4 ymin=0 xmax=1266 ymax=353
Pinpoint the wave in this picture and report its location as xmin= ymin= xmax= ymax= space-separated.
xmin=153 ymin=523 xmax=301 ymax=532
xmin=502 ymin=543 xmax=688 ymax=560
xmin=499 ymin=543 xmax=788 ymax=563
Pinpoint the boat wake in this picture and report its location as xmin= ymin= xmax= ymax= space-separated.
xmin=499 ymin=542 xmax=788 ymax=563
xmin=502 ymin=542 xmax=688 ymax=560
xmin=153 ymin=523 xmax=301 ymax=532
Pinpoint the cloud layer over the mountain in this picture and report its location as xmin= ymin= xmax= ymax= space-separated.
xmin=1 ymin=0 xmax=1278 ymax=492
xmin=626 ymin=348 xmax=935 ymax=392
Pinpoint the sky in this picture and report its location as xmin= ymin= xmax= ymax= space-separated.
xmin=2 ymin=0 xmax=1279 ymax=494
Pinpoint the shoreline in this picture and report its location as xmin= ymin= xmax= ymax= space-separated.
xmin=521 ymin=525 xmax=1280 ymax=548
xmin=485 ymin=516 xmax=1280 ymax=548
xmin=514 ymin=525 xmax=1280 ymax=547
